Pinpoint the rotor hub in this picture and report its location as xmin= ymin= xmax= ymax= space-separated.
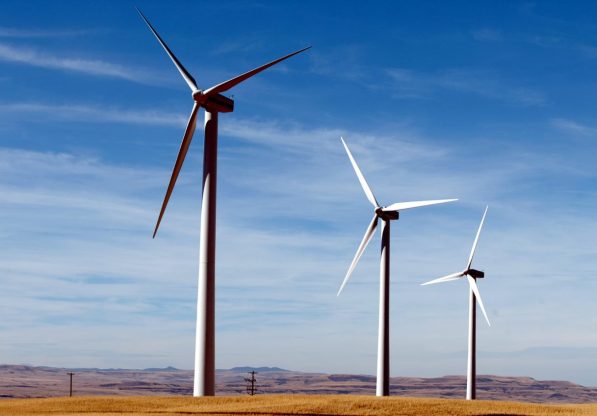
xmin=192 ymin=90 xmax=205 ymax=102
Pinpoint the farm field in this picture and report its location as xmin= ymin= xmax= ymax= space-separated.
xmin=0 ymin=395 xmax=596 ymax=416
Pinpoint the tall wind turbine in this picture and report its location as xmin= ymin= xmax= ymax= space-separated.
xmin=137 ymin=9 xmax=309 ymax=397
xmin=337 ymin=137 xmax=457 ymax=397
xmin=421 ymin=206 xmax=490 ymax=400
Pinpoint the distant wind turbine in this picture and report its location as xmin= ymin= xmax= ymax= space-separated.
xmin=421 ymin=206 xmax=490 ymax=400
xmin=337 ymin=137 xmax=457 ymax=396
xmin=137 ymin=8 xmax=309 ymax=397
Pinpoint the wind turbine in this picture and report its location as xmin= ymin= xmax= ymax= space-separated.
xmin=421 ymin=206 xmax=490 ymax=400
xmin=337 ymin=137 xmax=457 ymax=396
xmin=137 ymin=9 xmax=309 ymax=397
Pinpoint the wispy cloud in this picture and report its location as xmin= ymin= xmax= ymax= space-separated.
xmin=0 ymin=102 xmax=186 ymax=127
xmin=0 ymin=27 xmax=99 ymax=38
xmin=524 ymin=34 xmax=597 ymax=63
xmin=0 ymin=101 xmax=445 ymax=161
xmin=221 ymin=117 xmax=446 ymax=162
xmin=525 ymin=34 xmax=563 ymax=49
xmin=0 ymin=42 xmax=161 ymax=84
xmin=0 ymin=101 xmax=451 ymax=184
xmin=577 ymin=44 xmax=597 ymax=59
xmin=209 ymin=39 xmax=265 ymax=56
xmin=1 ymin=105 xmax=596 ymax=380
xmin=308 ymin=44 xmax=367 ymax=81
xmin=471 ymin=28 xmax=503 ymax=42
xmin=551 ymin=118 xmax=597 ymax=136
xmin=385 ymin=68 xmax=546 ymax=106
xmin=2 ymin=104 xmax=597 ymax=380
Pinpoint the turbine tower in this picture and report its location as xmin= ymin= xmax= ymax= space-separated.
xmin=137 ymin=9 xmax=309 ymax=397
xmin=337 ymin=137 xmax=457 ymax=396
xmin=421 ymin=206 xmax=490 ymax=400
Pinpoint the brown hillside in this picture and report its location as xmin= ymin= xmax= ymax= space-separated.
xmin=1 ymin=365 xmax=595 ymax=403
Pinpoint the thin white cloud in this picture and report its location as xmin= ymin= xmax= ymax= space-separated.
xmin=471 ymin=28 xmax=503 ymax=42
xmin=308 ymin=44 xmax=367 ymax=81
xmin=2 ymin=110 xmax=597 ymax=382
xmin=385 ymin=68 xmax=546 ymax=106
xmin=309 ymin=46 xmax=545 ymax=106
xmin=210 ymin=39 xmax=265 ymax=56
xmin=524 ymin=34 xmax=597 ymax=64
xmin=0 ymin=102 xmax=446 ymax=164
xmin=2 ymin=101 xmax=592 ymax=191
xmin=0 ymin=100 xmax=583 ymax=189
xmin=0 ymin=42 xmax=161 ymax=84
xmin=0 ymin=102 xmax=186 ymax=127
xmin=551 ymin=118 xmax=597 ymax=136
xmin=221 ymin=117 xmax=447 ymax=162
xmin=0 ymin=27 xmax=98 ymax=38
xmin=1 ymin=112 xmax=597 ymax=382
xmin=577 ymin=44 xmax=597 ymax=59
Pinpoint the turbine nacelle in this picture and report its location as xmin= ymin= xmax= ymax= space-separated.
xmin=191 ymin=90 xmax=235 ymax=113
xmin=467 ymin=268 xmax=485 ymax=279
xmin=206 ymin=93 xmax=234 ymax=113
xmin=376 ymin=208 xmax=399 ymax=221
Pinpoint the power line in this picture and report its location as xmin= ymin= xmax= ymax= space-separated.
xmin=244 ymin=371 xmax=257 ymax=396
xmin=67 ymin=372 xmax=75 ymax=397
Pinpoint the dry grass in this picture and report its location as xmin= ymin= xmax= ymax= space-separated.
xmin=0 ymin=394 xmax=595 ymax=416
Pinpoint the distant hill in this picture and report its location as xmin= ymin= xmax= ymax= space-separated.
xmin=143 ymin=366 xmax=178 ymax=372
xmin=227 ymin=366 xmax=288 ymax=373
xmin=0 ymin=364 xmax=595 ymax=403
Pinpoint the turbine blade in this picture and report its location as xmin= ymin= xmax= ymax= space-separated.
xmin=153 ymin=102 xmax=200 ymax=238
xmin=421 ymin=271 xmax=465 ymax=286
xmin=466 ymin=275 xmax=491 ymax=327
xmin=203 ymin=46 xmax=311 ymax=96
xmin=467 ymin=206 xmax=489 ymax=270
xmin=340 ymin=137 xmax=379 ymax=208
xmin=337 ymin=215 xmax=379 ymax=296
xmin=136 ymin=7 xmax=198 ymax=92
xmin=382 ymin=199 xmax=458 ymax=212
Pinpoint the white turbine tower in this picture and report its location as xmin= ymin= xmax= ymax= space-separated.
xmin=137 ymin=9 xmax=309 ymax=397
xmin=421 ymin=206 xmax=490 ymax=400
xmin=337 ymin=137 xmax=457 ymax=397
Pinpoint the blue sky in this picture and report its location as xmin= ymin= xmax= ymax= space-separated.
xmin=1 ymin=0 xmax=597 ymax=387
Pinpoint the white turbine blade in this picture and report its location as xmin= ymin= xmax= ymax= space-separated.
xmin=153 ymin=102 xmax=200 ymax=238
xmin=203 ymin=46 xmax=310 ymax=96
xmin=337 ymin=215 xmax=379 ymax=296
xmin=421 ymin=271 xmax=465 ymax=286
xmin=137 ymin=7 xmax=199 ymax=92
xmin=467 ymin=206 xmax=489 ymax=270
xmin=466 ymin=275 xmax=491 ymax=327
xmin=382 ymin=199 xmax=457 ymax=212
xmin=340 ymin=137 xmax=379 ymax=208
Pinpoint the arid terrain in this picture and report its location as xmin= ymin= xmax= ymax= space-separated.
xmin=0 ymin=395 xmax=596 ymax=416
xmin=1 ymin=365 xmax=596 ymax=404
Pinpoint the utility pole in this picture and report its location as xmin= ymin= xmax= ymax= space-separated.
xmin=244 ymin=371 xmax=257 ymax=396
xmin=67 ymin=372 xmax=74 ymax=397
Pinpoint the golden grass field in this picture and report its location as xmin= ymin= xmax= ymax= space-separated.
xmin=0 ymin=395 xmax=596 ymax=416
